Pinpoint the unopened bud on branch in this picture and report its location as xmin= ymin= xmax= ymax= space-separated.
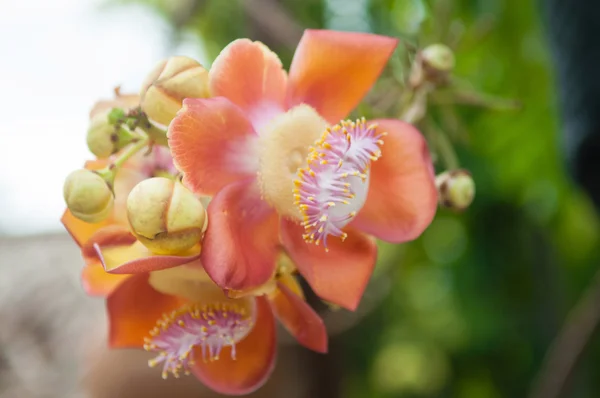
xmin=127 ymin=177 xmax=207 ymax=255
xmin=436 ymin=169 xmax=475 ymax=211
xmin=140 ymin=56 xmax=209 ymax=126
xmin=63 ymin=169 xmax=114 ymax=223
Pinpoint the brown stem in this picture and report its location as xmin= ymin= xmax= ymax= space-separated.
xmin=529 ymin=267 xmax=600 ymax=398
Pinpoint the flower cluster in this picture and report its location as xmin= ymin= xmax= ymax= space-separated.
xmin=60 ymin=30 xmax=471 ymax=395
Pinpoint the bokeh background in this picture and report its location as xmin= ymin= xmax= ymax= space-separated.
xmin=2 ymin=0 xmax=600 ymax=397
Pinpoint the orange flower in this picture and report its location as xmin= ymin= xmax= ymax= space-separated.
xmin=83 ymin=226 xmax=326 ymax=395
xmin=168 ymin=30 xmax=438 ymax=310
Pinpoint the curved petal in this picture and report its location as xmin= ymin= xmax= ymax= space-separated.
xmin=81 ymin=262 xmax=130 ymax=297
xmin=83 ymin=225 xmax=201 ymax=274
xmin=209 ymin=39 xmax=287 ymax=130
xmin=168 ymin=97 xmax=259 ymax=195
xmin=280 ymin=219 xmax=377 ymax=311
xmin=201 ymin=179 xmax=279 ymax=291
xmin=269 ymin=281 xmax=327 ymax=353
xmin=351 ymin=119 xmax=437 ymax=242
xmin=191 ymin=296 xmax=276 ymax=395
xmin=106 ymin=273 xmax=186 ymax=348
xmin=61 ymin=209 xmax=112 ymax=247
xmin=81 ymin=225 xmax=137 ymax=257
xmin=287 ymin=30 xmax=398 ymax=124
xmin=97 ymin=241 xmax=202 ymax=274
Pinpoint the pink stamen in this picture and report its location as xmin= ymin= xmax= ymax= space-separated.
xmin=144 ymin=302 xmax=253 ymax=379
xmin=294 ymin=118 xmax=386 ymax=250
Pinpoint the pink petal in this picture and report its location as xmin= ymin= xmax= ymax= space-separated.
xmin=280 ymin=218 xmax=377 ymax=311
xmin=269 ymin=281 xmax=328 ymax=353
xmin=168 ymin=97 xmax=259 ymax=195
xmin=201 ymin=179 xmax=279 ymax=291
xmin=351 ymin=119 xmax=438 ymax=242
xmin=191 ymin=296 xmax=277 ymax=395
xmin=209 ymin=39 xmax=287 ymax=130
xmin=287 ymin=30 xmax=398 ymax=124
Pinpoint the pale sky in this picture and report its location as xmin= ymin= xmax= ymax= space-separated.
xmin=0 ymin=0 xmax=206 ymax=236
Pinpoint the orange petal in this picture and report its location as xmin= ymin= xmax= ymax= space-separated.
xmin=287 ymin=30 xmax=398 ymax=124
xmin=80 ymin=225 xmax=133 ymax=296
xmin=209 ymin=39 xmax=287 ymax=129
xmin=201 ymin=180 xmax=279 ymax=291
xmin=351 ymin=119 xmax=438 ymax=242
xmin=81 ymin=225 xmax=137 ymax=257
xmin=81 ymin=261 xmax=130 ymax=297
xmin=280 ymin=218 xmax=377 ymax=311
xmin=191 ymin=296 xmax=277 ymax=395
xmin=168 ymin=97 xmax=259 ymax=195
xmin=61 ymin=209 xmax=112 ymax=247
xmin=269 ymin=281 xmax=327 ymax=353
xmin=106 ymin=274 xmax=186 ymax=348
xmin=83 ymin=225 xmax=202 ymax=274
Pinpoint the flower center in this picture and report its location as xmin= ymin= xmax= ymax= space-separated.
xmin=294 ymin=118 xmax=385 ymax=250
xmin=258 ymin=104 xmax=329 ymax=219
xmin=144 ymin=301 xmax=254 ymax=379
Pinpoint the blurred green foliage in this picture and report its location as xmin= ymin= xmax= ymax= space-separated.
xmin=105 ymin=0 xmax=600 ymax=396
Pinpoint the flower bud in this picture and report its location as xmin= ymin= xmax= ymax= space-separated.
xmin=409 ymin=44 xmax=455 ymax=88
xmin=140 ymin=56 xmax=209 ymax=126
xmin=127 ymin=177 xmax=207 ymax=255
xmin=421 ymin=44 xmax=455 ymax=74
xmin=63 ymin=169 xmax=114 ymax=223
xmin=436 ymin=169 xmax=475 ymax=211
xmin=86 ymin=111 xmax=117 ymax=158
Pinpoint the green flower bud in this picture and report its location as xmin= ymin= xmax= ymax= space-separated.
xmin=140 ymin=56 xmax=209 ymax=126
xmin=127 ymin=177 xmax=207 ymax=255
xmin=436 ymin=169 xmax=475 ymax=211
xmin=87 ymin=109 xmax=138 ymax=158
xmin=421 ymin=44 xmax=455 ymax=74
xmin=409 ymin=43 xmax=455 ymax=88
xmin=86 ymin=111 xmax=118 ymax=158
xmin=63 ymin=169 xmax=114 ymax=223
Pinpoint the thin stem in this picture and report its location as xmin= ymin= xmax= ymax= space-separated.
xmin=529 ymin=267 xmax=600 ymax=398
xmin=425 ymin=118 xmax=460 ymax=170
xmin=400 ymin=85 xmax=432 ymax=124
xmin=112 ymin=138 xmax=149 ymax=169
xmin=431 ymin=90 xmax=522 ymax=111
xmin=143 ymin=122 xmax=169 ymax=147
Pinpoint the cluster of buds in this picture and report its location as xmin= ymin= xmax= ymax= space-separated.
xmin=62 ymin=56 xmax=211 ymax=254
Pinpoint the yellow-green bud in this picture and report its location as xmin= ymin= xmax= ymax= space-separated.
xmin=409 ymin=43 xmax=455 ymax=88
xmin=86 ymin=111 xmax=117 ymax=158
xmin=421 ymin=44 xmax=455 ymax=74
xmin=63 ymin=169 xmax=114 ymax=223
xmin=127 ymin=177 xmax=207 ymax=255
xmin=436 ymin=169 xmax=475 ymax=211
xmin=140 ymin=56 xmax=209 ymax=126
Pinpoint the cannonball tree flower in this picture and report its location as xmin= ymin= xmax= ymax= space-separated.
xmin=168 ymin=30 xmax=438 ymax=310
xmin=84 ymin=225 xmax=327 ymax=395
